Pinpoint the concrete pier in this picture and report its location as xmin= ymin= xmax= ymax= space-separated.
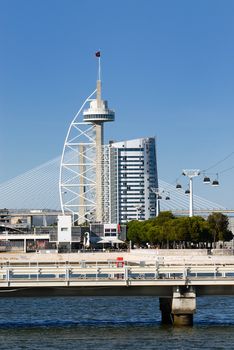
xmin=160 ymin=287 xmax=196 ymax=326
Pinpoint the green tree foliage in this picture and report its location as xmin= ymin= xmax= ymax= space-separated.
xmin=127 ymin=211 xmax=232 ymax=248
xmin=127 ymin=220 xmax=144 ymax=245
xmin=207 ymin=212 xmax=233 ymax=247
xmin=147 ymin=225 xmax=161 ymax=244
xmin=152 ymin=211 xmax=175 ymax=225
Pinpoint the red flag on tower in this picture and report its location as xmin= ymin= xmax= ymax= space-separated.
xmin=95 ymin=51 xmax=101 ymax=57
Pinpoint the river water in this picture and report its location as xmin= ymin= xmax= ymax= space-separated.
xmin=0 ymin=296 xmax=233 ymax=349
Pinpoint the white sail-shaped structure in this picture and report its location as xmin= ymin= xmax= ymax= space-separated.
xmin=59 ymin=90 xmax=97 ymax=224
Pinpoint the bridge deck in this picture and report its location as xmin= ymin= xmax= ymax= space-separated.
xmin=0 ymin=260 xmax=233 ymax=296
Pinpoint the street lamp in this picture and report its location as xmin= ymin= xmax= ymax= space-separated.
xmin=182 ymin=169 xmax=200 ymax=217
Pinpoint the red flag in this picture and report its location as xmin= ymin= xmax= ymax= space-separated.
xmin=95 ymin=51 xmax=101 ymax=57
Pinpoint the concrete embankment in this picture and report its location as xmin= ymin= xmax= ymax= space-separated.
xmin=0 ymin=249 xmax=233 ymax=265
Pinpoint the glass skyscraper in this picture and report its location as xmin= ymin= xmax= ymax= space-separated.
xmin=103 ymin=137 xmax=158 ymax=224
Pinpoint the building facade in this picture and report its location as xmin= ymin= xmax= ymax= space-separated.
xmin=104 ymin=137 xmax=158 ymax=224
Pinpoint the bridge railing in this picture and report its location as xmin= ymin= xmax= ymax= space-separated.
xmin=0 ymin=260 xmax=233 ymax=284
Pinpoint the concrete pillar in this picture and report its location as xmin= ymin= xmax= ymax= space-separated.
xmin=95 ymin=123 xmax=103 ymax=222
xmin=24 ymin=239 xmax=27 ymax=253
xmin=159 ymin=287 xmax=196 ymax=326
xmin=78 ymin=144 xmax=85 ymax=225
xmin=27 ymin=216 xmax=32 ymax=229
xmin=172 ymin=287 xmax=196 ymax=326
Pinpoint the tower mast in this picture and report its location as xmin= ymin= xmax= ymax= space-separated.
xmin=83 ymin=52 xmax=115 ymax=222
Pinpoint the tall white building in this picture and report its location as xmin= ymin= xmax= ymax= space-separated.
xmin=104 ymin=137 xmax=158 ymax=224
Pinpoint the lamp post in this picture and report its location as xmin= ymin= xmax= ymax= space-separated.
xmin=182 ymin=169 xmax=200 ymax=217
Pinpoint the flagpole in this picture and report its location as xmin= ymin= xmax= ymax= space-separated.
xmin=98 ymin=55 xmax=101 ymax=81
xmin=95 ymin=50 xmax=101 ymax=80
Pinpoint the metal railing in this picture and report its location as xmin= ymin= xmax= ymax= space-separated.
xmin=0 ymin=260 xmax=233 ymax=285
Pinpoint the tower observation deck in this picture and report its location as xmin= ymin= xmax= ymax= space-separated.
xmin=83 ymin=80 xmax=115 ymax=123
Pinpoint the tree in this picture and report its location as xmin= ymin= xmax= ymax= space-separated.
xmin=207 ymin=213 xmax=232 ymax=248
xmin=147 ymin=225 xmax=161 ymax=245
xmin=127 ymin=220 xmax=144 ymax=245
xmin=189 ymin=216 xmax=205 ymax=244
xmin=127 ymin=211 xmax=233 ymax=250
xmin=173 ymin=217 xmax=191 ymax=247
xmin=197 ymin=221 xmax=212 ymax=247
xmin=153 ymin=211 xmax=175 ymax=225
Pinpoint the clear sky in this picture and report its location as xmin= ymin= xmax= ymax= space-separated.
xmin=1 ymin=0 xmax=234 ymax=208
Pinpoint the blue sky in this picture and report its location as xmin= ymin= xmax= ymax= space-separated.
xmin=1 ymin=0 xmax=234 ymax=208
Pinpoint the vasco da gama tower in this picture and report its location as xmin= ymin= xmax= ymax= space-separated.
xmin=59 ymin=53 xmax=158 ymax=224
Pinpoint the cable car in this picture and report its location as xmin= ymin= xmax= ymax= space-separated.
xmin=203 ymin=176 xmax=210 ymax=184
xmin=212 ymin=179 xmax=219 ymax=186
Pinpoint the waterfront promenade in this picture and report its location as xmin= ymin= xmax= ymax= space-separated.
xmin=0 ymin=248 xmax=233 ymax=264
